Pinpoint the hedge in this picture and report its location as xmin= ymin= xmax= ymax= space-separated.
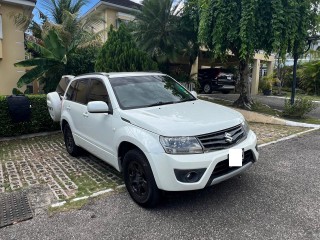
xmin=0 ymin=95 xmax=60 ymax=137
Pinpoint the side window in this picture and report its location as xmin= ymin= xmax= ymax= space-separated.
xmin=74 ymin=79 xmax=89 ymax=104
xmin=65 ymin=81 xmax=77 ymax=101
xmin=88 ymin=79 xmax=109 ymax=103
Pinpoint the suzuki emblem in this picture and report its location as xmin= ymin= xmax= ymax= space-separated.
xmin=225 ymin=132 xmax=233 ymax=143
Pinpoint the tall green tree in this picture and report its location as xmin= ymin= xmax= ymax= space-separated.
xmin=272 ymin=0 xmax=319 ymax=104
xmin=95 ymin=25 xmax=157 ymax=72
xmin=132 ymin=0 xmax=185 ymax=68
xmin=42 ymin=0 xmax=88 ymax=24
xmin=180 ymin=0 xmax=200 ymax=75
xmin=199 ymin=0 xmax=275 ymax=109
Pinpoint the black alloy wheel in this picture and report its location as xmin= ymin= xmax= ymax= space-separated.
xmin=63 ymin=124 xmax=81 ymax=157
xmin=123 ymin=149 xmax=160 ymax=208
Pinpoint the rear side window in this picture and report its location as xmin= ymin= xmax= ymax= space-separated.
xmin=74 ymin=79 xmax=89 ymax=104
xmin=88 ymin=79 xmax=109 ymax=103
xmin=65 ymin=81 xmax=77 ymax=100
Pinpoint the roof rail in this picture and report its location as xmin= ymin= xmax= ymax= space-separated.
xmin=76 ymin=72 xmax=108 ymax=77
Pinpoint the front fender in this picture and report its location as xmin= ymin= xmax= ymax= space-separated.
xmin=114 ymin=125 xmax=165 ymax=188
xmin=114 ymin=125 xmax=163 ymax=155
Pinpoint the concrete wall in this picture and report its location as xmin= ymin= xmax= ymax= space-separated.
xmin=0 ymin=3 xmax=27 ymax=95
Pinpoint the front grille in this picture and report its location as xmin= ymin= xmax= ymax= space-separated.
xmin=197 ymin=124 xmax=245 ymax=152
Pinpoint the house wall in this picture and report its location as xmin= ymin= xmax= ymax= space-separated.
xmin=88 ymin=7 xmax=134 ymax=42
xmin=0 ymin=3 xmax=27 ymax=95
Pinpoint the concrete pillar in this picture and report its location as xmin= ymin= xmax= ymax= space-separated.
xmin=190 ymin=56 xmax=199 ymax=80
xmin=267 ymin=61 xmax=275 ymax=76
xmin=251 ymin=59 xmax=260 ymax=95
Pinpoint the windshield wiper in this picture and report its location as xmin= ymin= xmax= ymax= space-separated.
xmin=147 ymin=101 xmax=176 ymax=107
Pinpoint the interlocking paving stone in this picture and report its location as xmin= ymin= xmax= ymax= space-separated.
xmin=0 ymin=191 xmax=33 ymax=228
xmin=0 ymin=134 xmax=124 ymax=200
xmin=5 ymin=162 xmax=23 ymax=190
xmin=0 ymin=163 xmax=4 ymax=193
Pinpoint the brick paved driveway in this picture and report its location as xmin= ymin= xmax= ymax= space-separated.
xmin=0 ymin=134 xmax=123 ymax=201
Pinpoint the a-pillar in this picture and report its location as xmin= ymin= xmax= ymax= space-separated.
xmin=251 ymin=59 xmax=260 ymax=95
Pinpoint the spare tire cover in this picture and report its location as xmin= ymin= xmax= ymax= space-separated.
xmin=7 ymin=95 xmax=31 ymax=123
xmin=47 ymin=92 xmax=61 ymax=122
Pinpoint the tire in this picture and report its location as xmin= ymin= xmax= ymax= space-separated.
xmin=63 ymin=124 xmax=81 ymax=157
xmin=123 ymin=149 xmax=160 ymax=208
xmin=47 ymin=92 xmax=62 ymax=122
xmin=221 ymin=90 xmax=231 ymax=94
xmin=203 ymin=83 xmax=212 ymax=94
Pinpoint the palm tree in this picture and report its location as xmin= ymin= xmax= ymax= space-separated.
xmin=15 ymin=12 xmax=103 ymax=92
xmin=15 ymin=29 xmax=70 ymax=90
xmin=41 ymin=0 xmax=89 ymax=24
xmin=132 ymin=0 xmax=185 ymax=64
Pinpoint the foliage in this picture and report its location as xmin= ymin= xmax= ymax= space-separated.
xmin=14 ymin=10 xmax=103 ymax=93
xmin=198 ymin=0 xmax=320 ymax=108
xmin=67 ymin=45 xmax=101 ymax=76
xmin=273 ymin=0 xmax=320 ymax=60
xmin=179 ymin=0 xmax=200 ymax=72
xmin=0 ymin=95 xmax=59 ymax=137
xmin=131 ymin=0 xmax=185 ymax=65
xmin=283 ymin=97 xmax=316 ymax=118
xmin=198 ymin=0 xmax=275 ymax=109
xmin=95 ymin=25 xmax=158 ymax=72
xmin=41 ymin=0 xmax=89 ymax=24
xmin=14 ymin=29 xmax=70 ymax=91
xmin=260 ymin=75 xmax=274 ymax=91
xmin=297 ymin=61 xmax=320 ymax=95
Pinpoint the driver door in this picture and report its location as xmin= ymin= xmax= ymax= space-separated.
xmin=82 ymin=78 xmax=117 ymax=167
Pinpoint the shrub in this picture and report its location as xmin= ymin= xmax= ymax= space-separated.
xmin=95 ymin=24 xmax=158 ymax=72
xmin=259 ymin=75 xmax=273 ymax=91
xmin=0 ymin=95 xmax=60 ymax=137
xmin=283 ymin=97 xmax=316 ymax=118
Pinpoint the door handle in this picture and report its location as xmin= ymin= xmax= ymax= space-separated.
xmin=83 ymin=112 xmax=89 ymax=118
xmin=66 ymin=106 xmax=71 ymax=111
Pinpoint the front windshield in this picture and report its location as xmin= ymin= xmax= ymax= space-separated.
xmin=109 ymin=75 xmax=196 ymax=110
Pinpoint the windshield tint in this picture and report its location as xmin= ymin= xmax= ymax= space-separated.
xmin=109 ymin=75 xmax=196 ymax=110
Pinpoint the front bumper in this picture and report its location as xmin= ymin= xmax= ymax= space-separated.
xmin=146 ymin=130 xmax=258 ymax=191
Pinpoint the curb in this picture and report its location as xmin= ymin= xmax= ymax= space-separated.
xmin=264 ymin=95 xmax=320 ymax=103
xmin=51 ymin=188 xmax=115 ymax=208
xmin=258 ymin=127 xmax=319 ymax=148
xmin=0 ymin=131 xmax=61 ymax=142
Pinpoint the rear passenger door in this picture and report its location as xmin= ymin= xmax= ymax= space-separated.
xmin=65 ymin=78 xmax=90 ymax=143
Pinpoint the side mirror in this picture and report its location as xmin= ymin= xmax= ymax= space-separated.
xmin=87 ymin=101 xmax=110 ymax=113
xmin=191 ymin=91 xmax=197 ymax=98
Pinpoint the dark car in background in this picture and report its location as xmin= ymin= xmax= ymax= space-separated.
xmin=198 ymin=68 xmax=236 ymax=94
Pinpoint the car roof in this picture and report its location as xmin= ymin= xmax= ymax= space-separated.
xmin=76 ymin=72 xmax=165 ymax=79
xmin=107 ymin=72 xmax=165 ymax=78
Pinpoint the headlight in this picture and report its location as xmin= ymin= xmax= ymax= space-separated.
xmin=159 ymin=136 xmax=203 ymax=154
xmin=241 ymin=120 xmax=250 ymax=136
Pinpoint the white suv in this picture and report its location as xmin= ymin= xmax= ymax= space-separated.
xmin=47 ymin=72 xmax=259 ymax=207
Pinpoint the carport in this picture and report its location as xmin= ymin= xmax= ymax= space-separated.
xmin=187 ymin=50 xmax=275 ymax=95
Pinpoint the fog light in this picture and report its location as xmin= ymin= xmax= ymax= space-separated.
xmin=174 ymin=168 xmax=206 ymax=183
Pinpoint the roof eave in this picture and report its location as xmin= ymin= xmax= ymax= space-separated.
xmin=82 ymin=1 xmax=139 ymax=20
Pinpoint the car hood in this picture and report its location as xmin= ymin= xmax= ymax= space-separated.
xmin=120 ymin=100 xmax=244 ymax=136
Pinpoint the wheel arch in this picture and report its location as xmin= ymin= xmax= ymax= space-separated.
xmin=117 ymin=141 xmax=144 ymax=172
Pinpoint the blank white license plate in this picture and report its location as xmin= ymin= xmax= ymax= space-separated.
xmin=229 ymin=149 xmax=244 ymax=167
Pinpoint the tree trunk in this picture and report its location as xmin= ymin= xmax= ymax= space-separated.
xmin=233 ymin=58 xmax=253 ymax=109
